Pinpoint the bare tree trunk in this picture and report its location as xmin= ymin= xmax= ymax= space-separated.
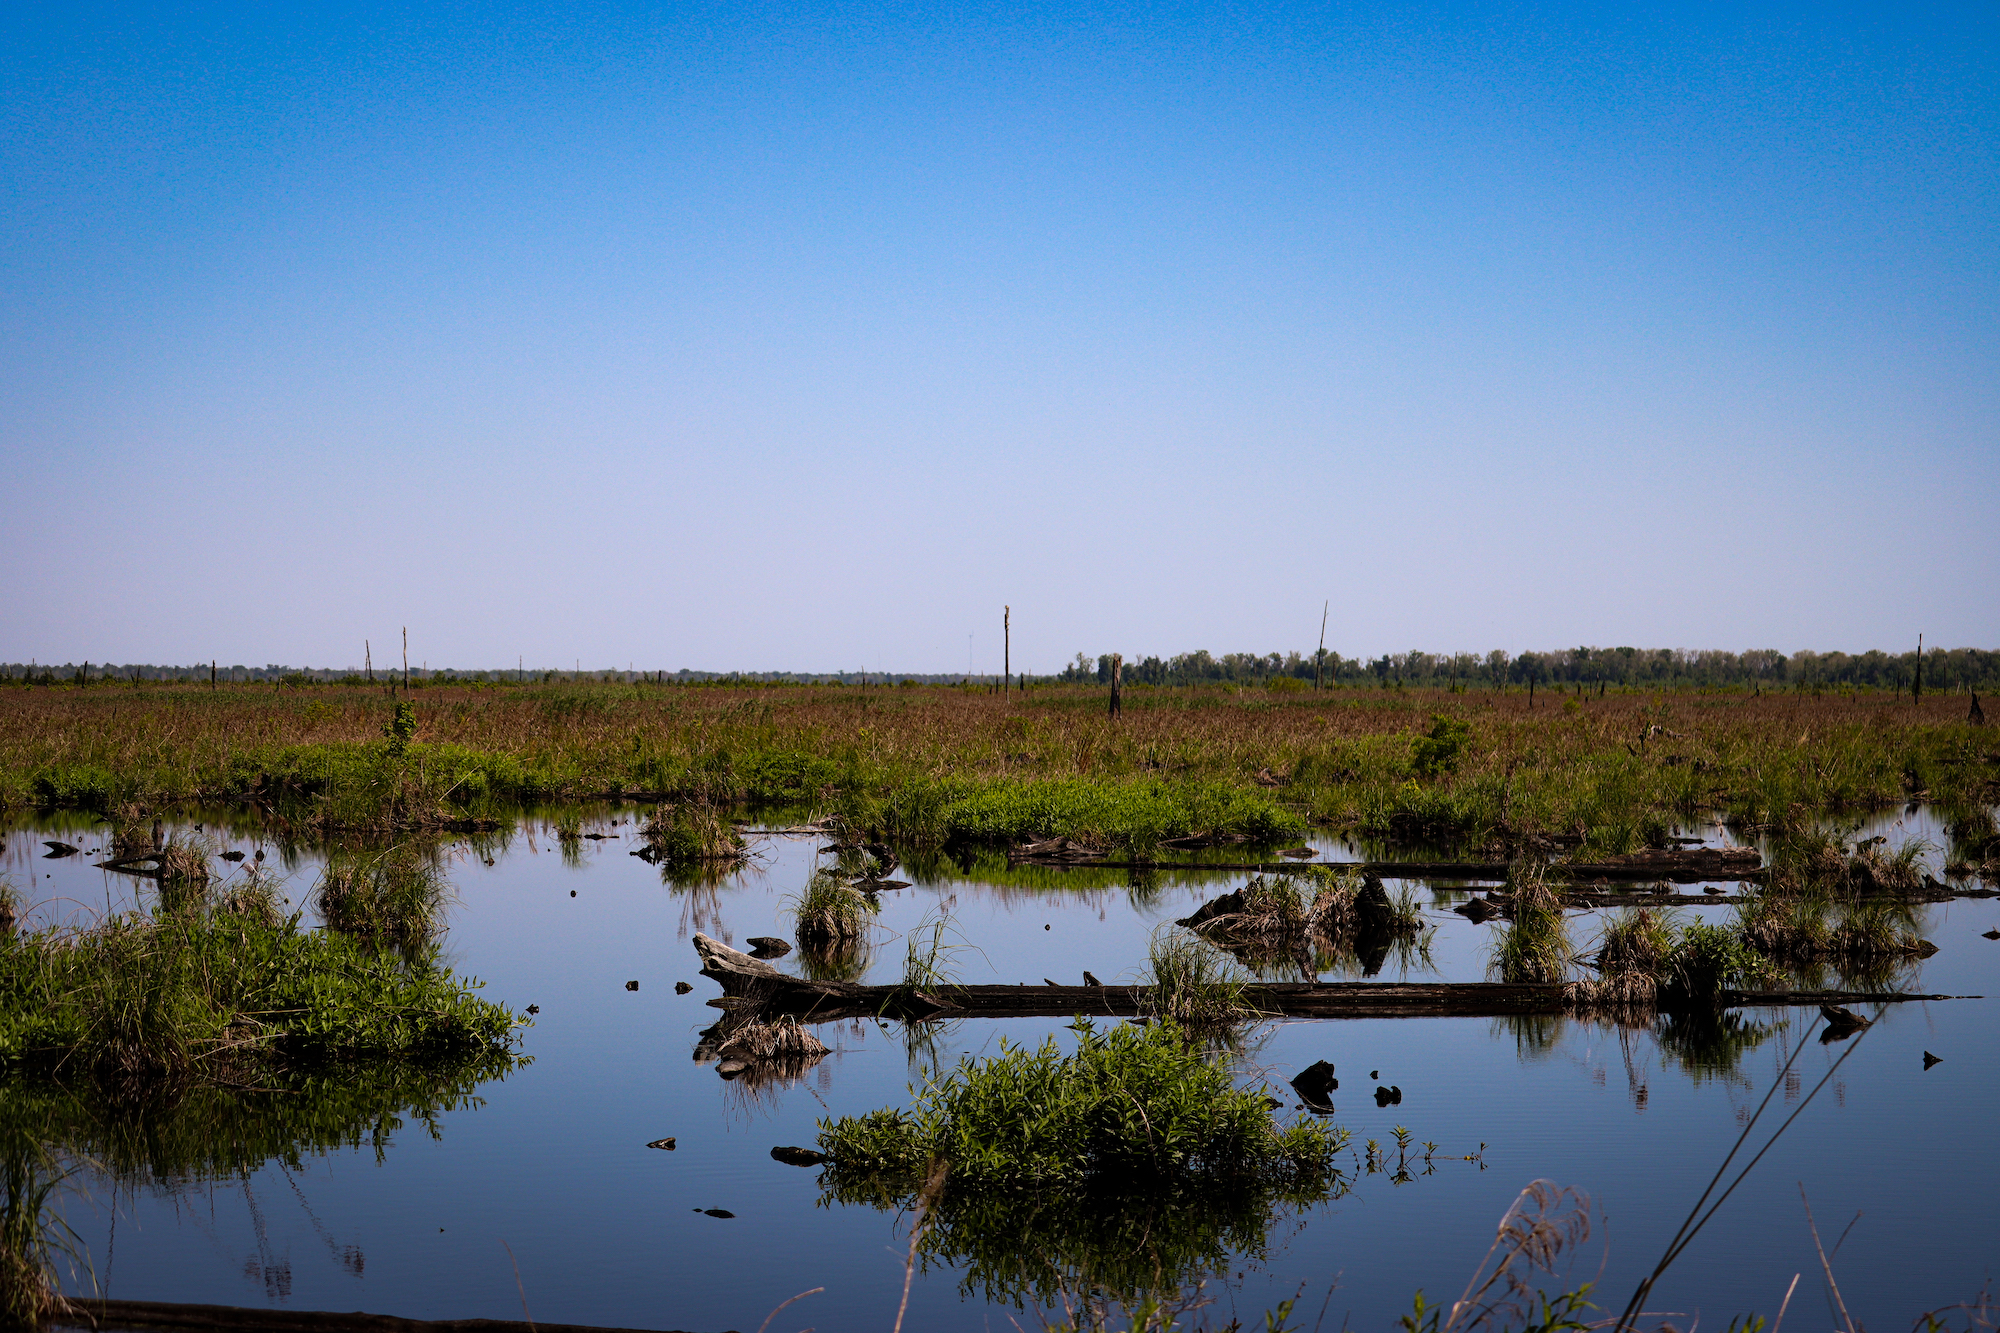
xmin=1315 ymin=600 xmax=1328 ymax=691
xmin=1004 ymin=605 xmax=1010 ymax=697
xmin=1109 ymin=653 xmax=1123 ymax=718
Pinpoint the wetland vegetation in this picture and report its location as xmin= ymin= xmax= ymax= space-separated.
xmin=2 ymin=679 xmax=1994 ymax=864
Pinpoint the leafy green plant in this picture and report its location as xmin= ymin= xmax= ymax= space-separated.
xmin=820 ymin=1017 xmax=1338 ymax=1190
xmin=382 ymin=701 xmax=418 ymax=757
xmin=1412 ymin=714 xmax=1473 ymax=778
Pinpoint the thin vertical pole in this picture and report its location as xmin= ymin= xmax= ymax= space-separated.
xmin=403 ymin=628 xmax=410 ymax=692
xmin=1004 ymin=606 xmax=1011 ymax=697
xmin=1315 ymin=600 xmax=1328 ymax=691
xmin=1914 ymin=633 xmax=1923 ymax=706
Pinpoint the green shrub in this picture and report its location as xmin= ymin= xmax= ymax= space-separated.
xmin=1411 ymin=714 xmax=1472 ymax=778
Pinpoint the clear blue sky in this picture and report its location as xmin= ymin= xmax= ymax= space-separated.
xmin=5 ymin=1 xmax=1994 ymax=673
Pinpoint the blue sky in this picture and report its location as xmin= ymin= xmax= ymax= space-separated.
xmin=5 ymin=1 xmax=1994 ymax=673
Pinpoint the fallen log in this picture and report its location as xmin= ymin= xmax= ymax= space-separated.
xmin=688 ymin=935 xmax=1976 ymax=1023
xmin=1006 ymin=856 xmax=1769 ymax=884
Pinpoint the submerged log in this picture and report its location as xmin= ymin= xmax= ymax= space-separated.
xmin=689 ymin=936 xmax=1974 ymax=1023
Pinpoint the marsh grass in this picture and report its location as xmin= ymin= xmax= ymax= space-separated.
xmin=0 ymin=1142 xmax=82 ymax=1330
xmin=900 ymin=907 xmax=973 ymax=994
xmin=1569 ymin=907 xmax=1679 ymax=1008
xmin=1735 ymin=890 xmax=1930 ymax=984
xmin=1141 ymin=927 xmax=1255 ymax=1028
xmin=789 ymin=869 xmax=879 ymax=946
xmin=313 ymin=846 xmax=452 ymax=949
xmin=1181 ymin=869 xmax=1428 ymax=980
xmin=818 ymin=1018 xmax=1345 ymax=1308
xmin=640 ymin=803 xmax=747 ymax=870
xmin=0 ymin=910 xmax=516 ymax=1091
xmin=1490 ymin=863 xmax=1576 ymax=986
xmin=10 ymin=681 xmax=1986 ymax=850
xmin=820 ymin=1017 xmax=1339 ymax=1189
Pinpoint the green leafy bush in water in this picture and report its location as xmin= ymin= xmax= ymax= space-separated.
xmin=818 ymin=1018 xmax=1340 ymax=1189
xmin=817 ymin=1018 xmax=1347 ymax=1307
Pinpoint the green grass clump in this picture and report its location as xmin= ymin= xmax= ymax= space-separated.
xmin=1141 ymin=927 xmax=1254 ymax=1028
xmin=817 ymin=1019 xmax=1345 ymax=1307
xmin=1491 ymin=863 xmax=1576 ymax=985
xmin=0 ymin=912 xmax=519 ymax=1090
xmin=788 ymin=869 xmax=878 ymax=945
xmin=818 ymin=1018 xmax=1337 ymax=1189
xmin=640 ymin=802 xmax=747 ymax=870
xmin=314 ymin=846 xmax=451 ymax=947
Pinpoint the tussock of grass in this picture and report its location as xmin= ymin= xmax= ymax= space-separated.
xmin=1736 ymin=890 xmax=1930 ymax=973
xmin=1141 ymin=927 xmax=1254 ymax=1028
xmin=789 ymin=869 xmax=878 ymax=945
xmin=314 ymin=847 xmax=451 ymax=947
xmin=639 ymin=803 xmax=747 ymax=869
xmin=816 ymin=1021 xmax=1349 ymax=1304
xmin=1490 ymin=862 xmax=1576 ymax=985
xmin=714 ymin=1015 xmax=829 ymax=1062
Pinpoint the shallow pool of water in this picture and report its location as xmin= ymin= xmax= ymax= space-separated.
xmin=5 ymin=809 xmax=1995 ymax=1332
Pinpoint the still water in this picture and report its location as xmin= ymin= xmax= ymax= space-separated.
xmin=4 ymin=809 xmax=1995 ymax=1332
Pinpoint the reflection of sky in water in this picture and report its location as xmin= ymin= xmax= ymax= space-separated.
xmin=5 ymin=810 xmax=1995 ymax=1333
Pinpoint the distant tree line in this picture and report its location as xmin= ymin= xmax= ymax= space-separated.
xmin=0 ymin=662 xmax=1009 ymax=687
xmin=1057 ymin=645 xmax=2000 ymax=692
xmin=4 ymin=645 xmax=1995 ymax=693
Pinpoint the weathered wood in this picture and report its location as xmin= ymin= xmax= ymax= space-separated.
xmin=690 ymin=939 xmax=1976 ymax=1022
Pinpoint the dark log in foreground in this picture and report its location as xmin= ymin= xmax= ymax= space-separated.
xmin=62 ymin=1298 xmax=714 ymax=1333
xmin=690 ymin=935 xmax=1976 ymax=1024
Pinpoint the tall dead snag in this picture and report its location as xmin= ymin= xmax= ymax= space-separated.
xmin=1109 ymin=652 xmax=1123 ymax=718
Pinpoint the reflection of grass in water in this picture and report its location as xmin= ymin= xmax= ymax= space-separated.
xmin=1654 ymin=1010 xmax=1784 ymax=1087
xmin=0 ymin=1053 xmax=522 ymax=1185
xmin=795 ymin=935 xmax=873 ymax=983
xmin=313 ymin=845 xmax=453 ymax=950
xmin=0 ymin=1051 xmax=521 ymax=1321
xmin=0 ymin=1139 xmax=83 ymax=1327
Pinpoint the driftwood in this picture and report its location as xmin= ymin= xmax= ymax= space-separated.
xmin=689 ymin=935 xmax=1975 ymax=1024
